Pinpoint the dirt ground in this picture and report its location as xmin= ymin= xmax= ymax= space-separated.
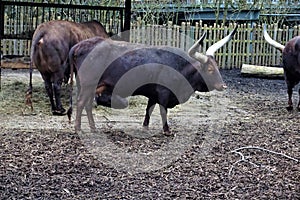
xmin=0 ymin=68 xmax=299 ymax=199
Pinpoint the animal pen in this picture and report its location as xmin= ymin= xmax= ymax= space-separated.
xmin=0 ymin=3 xmax=299 ymax=197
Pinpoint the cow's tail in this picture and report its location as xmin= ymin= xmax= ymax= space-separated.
xmin=27 ymin=60 xmax=33 ymax=94
xmin=67 ymin=48 xmax=76 ymax=123
xmin=24 ymin=60 xmax=34 ymax=112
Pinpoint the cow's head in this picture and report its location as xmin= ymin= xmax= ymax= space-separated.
xmin=188 ymin=25 xmax=238 ymax=91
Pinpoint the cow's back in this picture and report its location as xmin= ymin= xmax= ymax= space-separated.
xmin=31 ymin=20 xmax=109 ymax=74
xmin=80 ymin=20 xmax=109 ymax=39
xmin=69 ymin=36 xmax=107 ymax=72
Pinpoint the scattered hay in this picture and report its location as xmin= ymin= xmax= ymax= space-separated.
xmin=0 ymin=69 xmax=299 ymax=199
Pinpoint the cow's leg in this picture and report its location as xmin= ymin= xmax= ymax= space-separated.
xmin=83 ymin=85 xmax=107 ymax=132
xmin=286 ymin=83 xmax=294 ymax=111
xmin=85 ymin=95 xmax=96 ymax=133
xmin=75 ymin=86 xmax=95 ymax=133
xmin=156 ymin=88 xmax=172 ymax=135
xmin=53 ymin=80 xmax=66 ymax=115
xmin=75 ymin=93 xmax=85 ymax=133
xmin=159 ymin=105 xmax=171 ymax=136
xmin=43 ymin=78 xmax=56 ymax=113
xmin=143 ymin=98 xmax=156 ymax=128
xmin=297 ymin=87 xmax=300 ymax=111
xmin=76 ymin=77 xmax=81 ymax=96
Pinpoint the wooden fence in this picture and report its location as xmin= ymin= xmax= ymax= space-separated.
xmin=130 ymin=21 xmax=300 ymax=69
xmin=2 ymin=20 xmax=300 ymax=69
xmin=0 ymin=1 xmax=127 ymax=69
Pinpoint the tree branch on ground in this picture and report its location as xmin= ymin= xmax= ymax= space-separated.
xmin=228 ymin=146 xmax=299 ymax=176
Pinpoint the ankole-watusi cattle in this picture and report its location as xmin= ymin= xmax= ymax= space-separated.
xmin=263 ymin=24 xmax=300 ymax=111
xmin=30 ymin=20 xmax=109 ymax=115
xmin=67 ymin=25 xmax=237 ymax=135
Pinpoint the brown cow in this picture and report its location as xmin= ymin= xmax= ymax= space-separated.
xmin=30 ymin=20 xmax=109 ymax=115
xmin=263 ymin=24 xmax=300 ymax=111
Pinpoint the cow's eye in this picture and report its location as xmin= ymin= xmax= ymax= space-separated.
xmin=208 ymin=67 xmax=214 ymax=73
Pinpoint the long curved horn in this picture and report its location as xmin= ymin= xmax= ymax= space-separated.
xmin=263 ymin=24 xmax=285 ymax=52
xmin=206 ymin=24 xmax=238 ymax=57
xmin=188 ymin=32 xmax=208 ymax=64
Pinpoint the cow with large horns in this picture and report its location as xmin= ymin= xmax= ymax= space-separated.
xmin=29 ymin=20 xmax=109 ymax=115
xmin=68 ymin=25 xmax=238 ymax=135
xmin=263 ymin=24 xmax=300 ymax=111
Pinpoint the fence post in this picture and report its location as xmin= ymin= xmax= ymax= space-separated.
xmin=123 ymin=0 xmax=131 ymax=42
xmin=0 ymin=0 xmax=4 ymax=91
xmin=180 ymin=22 xmax=186 ymax=50
xmin=167 ymin=21 xmax=172 ymax=47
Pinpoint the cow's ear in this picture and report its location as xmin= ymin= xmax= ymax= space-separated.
xmin=192 ymin=52 xmax=208 ymax=64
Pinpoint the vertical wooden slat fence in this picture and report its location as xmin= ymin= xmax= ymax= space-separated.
xmin=130 ymin=21 xmax=300 ymax=69
xmin=0 ymin=1 xmax=127 ymax=58
xmin=2 ymin=16 xmax=300 ymax=70
xmin=0 ymin=1 xmax=133 ymax=90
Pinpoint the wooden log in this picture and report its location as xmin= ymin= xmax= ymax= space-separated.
xmin=241 ymin=64 xmax=284 ymax=79
xmin=1 ymin=61 xmax=30 ymax=69
xmin=1 ymin=57 xmax=32 ymax=69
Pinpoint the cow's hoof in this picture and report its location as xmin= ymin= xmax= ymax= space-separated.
xmin=52 ymin=108 xmax=67 ymax=116
xmin=286 ymin=106 xmax=293 ymax=112
xmin=75 ymin=129 xmax=84 ymax=135
xmin=163 ymin=131 xmax=174 ymax=137
xmin=90 ymin=128 xmax=97 ymax=133
xmin=143 ymin=121 xmax=149 ymax=127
